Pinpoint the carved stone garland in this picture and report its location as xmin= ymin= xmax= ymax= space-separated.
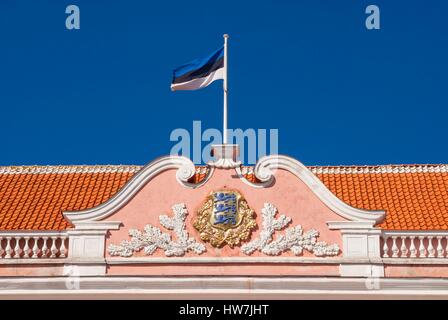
xmin=108 ymin=202 xmax=339 ymax=258
xmin=241 ymin=203 xmax=340 ymax=256
xmin=108 ymin=203 xmax=206 ymax=257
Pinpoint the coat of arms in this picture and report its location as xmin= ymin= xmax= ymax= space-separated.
xmin=193 ymin=190 xmax=256 ymax=248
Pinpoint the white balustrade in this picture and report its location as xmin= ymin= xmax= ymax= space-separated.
xmin=31 ymin=239 xmax=39 ymax=258
xmin=381 ymin=233 xmax=448 ymax=258
xmin=428 ymin=236 xmax=435 ymax=258
xmin=391 ymin=237 xmax=399 ymax=257
xmin=437 ymin=237 xmax=444 ymax=258
xmin=41 ymin=237 xmax=49 ymax=258
xmin=409 ymin=236 xmax=417 ymax=257
xmin=50 ymin=237 xmax=58 ymax=258
xmin=0 ymin=233 xmax=68 ymax=259
xmin=382 ymin=236 xmax=389 ymax=258
xmin=400 ymin=236 xmax=408 ymax=257
xmin=23 ymin=237 xmax=31 ymax=258
xmin=419 ymin=236 xmax=427 ymax=257
xmin=5 ymin=237 xmax=12 ymax=259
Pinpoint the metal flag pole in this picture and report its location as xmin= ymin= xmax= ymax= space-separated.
xmin=223 ymin=34 xmax=229 ymax=144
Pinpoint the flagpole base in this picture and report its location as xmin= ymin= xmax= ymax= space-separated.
xmin=208 ymin=144 xmax=241 ymax=169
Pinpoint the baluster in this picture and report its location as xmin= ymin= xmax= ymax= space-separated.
xmin=409 ymin=236 xmax=417 ymax=258
xmin=391 ymin=236 xmax=399 ymax=257
xmin=382 ymin=236 xmax=389 ymax=258
xmin=436 ymin=236 xmax=444 ymax=258
xmin=444 ymin=237 xmax=448 ymax=258
xmin=0 ymin=237 xmax=4 ymax=258
xmin=32 ymin=237 xmax=40 ymax=258
xmin=41 ymin=237 xmax=48 ymax=258
xmin=50 ymin=237 xmax=58 ymax=258
xmin=428 ymin=236 xmax=435 ymax=258
xmin=418 ymin=236 xmax=427 ymax=257
xmin=13 ymin=237 xmax=21 ymax=258
xmin=23 ymin=237 xmax=31 ymax=258
xmin=5 ymin=237 xmax=12 ymax=259
xmin=400 ymin=236 xmax=408 ymax=257
xmin=60 ymin=237 xmax=67 ymax=258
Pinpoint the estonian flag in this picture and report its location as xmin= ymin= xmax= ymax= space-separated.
xmin=171 ymin=46 xmax=224 ymax=91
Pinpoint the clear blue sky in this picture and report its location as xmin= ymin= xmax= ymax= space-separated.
xmin=1 ymin=0 xmax=446 ymax=166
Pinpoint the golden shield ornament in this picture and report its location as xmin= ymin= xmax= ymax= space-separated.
xmin=193 ymin=190 xmax=257 ymax=248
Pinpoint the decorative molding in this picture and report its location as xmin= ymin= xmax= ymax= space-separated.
xmin=238 ymin=155 xmax=385 ymax=223
xmin=3 ymin=163 xmax=447 ymax=176
xmin=64 ymin=156 xmax=214 ymax=223
xmin=106 ymin=256 xmax=368 ymax=264
xmin=240 ymin=166 xmax=255 ymax=175
xmin=208 ymin=144 xmax=242 ymax=169
xmin=382 ymin=258 xmax=448 ymax=265
xmin=0 ymin=231 xmax=68 ymax=237
xmin=108 ymin=203 xmax=206 ymax=257
xmin=4 ymin=277 xmax=448 ymax=299
xmin=382 ymin=231 xmax=448 ymax=237
xmin=327 ymin=221 xmax=377 ymax=230
xmin=0 ymin=165 xmax=142 ymax=175
xmin=68 ymin=221 xmax=121 ymax=230
xmin=195 ymin=166 xmax=210 ymax=175
xmin=241 ymin=203 xmax=340 ymax=257
xmin=310 ymin=164 xmax=448 ymax=174
xmin=208 ymin=158 xmax=242 ymax=169
xmin=0 ymin=259 xmax=68 ymax=265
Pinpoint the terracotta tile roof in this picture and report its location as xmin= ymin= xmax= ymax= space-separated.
xmin=0 ymin=166 xmax=140 ymax=230
xmin=0 ymin=164 xmax=448 ymax=231
xmin=311 ymin=164 xmax=448 ymax=230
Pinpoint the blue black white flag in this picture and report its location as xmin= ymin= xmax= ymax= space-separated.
xmin=171 ymin=46 xmax=224 ymax=91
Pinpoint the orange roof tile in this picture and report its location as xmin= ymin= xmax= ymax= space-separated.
xmin=0 ymin=166 xmax=140 ymax=230
xmin=1 ymin=164 xmax=448 ymax=231
xmin=311 ymin=165 xmax=448 ymax=230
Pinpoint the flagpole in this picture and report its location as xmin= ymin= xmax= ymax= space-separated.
xmin=223 ymin=34 xmax=229 ymax=144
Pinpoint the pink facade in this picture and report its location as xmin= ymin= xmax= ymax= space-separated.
xmin=106 ymin=169 xmax=346 ymax=253
xmin=1 ymin=147 xmax=448 ymax=298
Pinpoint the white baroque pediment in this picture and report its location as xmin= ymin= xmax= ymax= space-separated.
xmin=64 ymin=154 xmax=384 ymax=226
